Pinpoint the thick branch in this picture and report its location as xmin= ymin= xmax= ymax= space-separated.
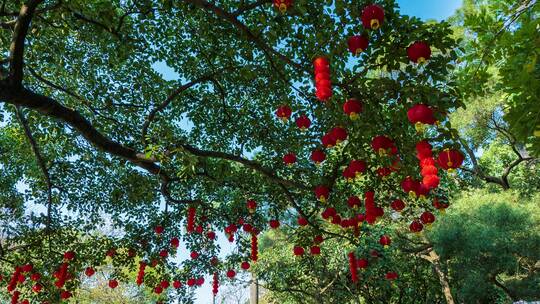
xmin=9 ymin=0 xmax=44 ymax=86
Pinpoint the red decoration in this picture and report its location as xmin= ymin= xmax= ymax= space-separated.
xmin=160 ymin=280 xmax=170 ymax=289
xmin=63 ymin=251 xmax=75 ymax=261
xmin=410 ymin=220 xmax=424 ymax=233
xmin=30 ymin=273 xmax=40 ymax=281
xmin=420 ymin=211 xmax=436 ymax=225
xmin=321 ymin=133 xmax=337 ymax=148
xmin=154 ymin=225 xmax=164 ymax=235
xmin=269 ymin=219 xmax=280 ymax=229
xmin=108 ymin=279 xmax=118 ymax=289
xmin=330 ymin=126 xmax=348 ymax=143
xmin=251 ymin=234 xmax=258 ymax=262
xmin=170 ymin=237 xmax=180 ymax=248
xmin=241 ymin=261 xmax=251 ymax=270
xmin=347 ymin=35 xmax=369 ymax=55
xmin=343 ymin=98 xmax=363 ymax=119
xmin=371 ymin=135 xmax=398 ymax=156
xmin=433 ymin=198 xmax=449 ymax=211
xmin=136 ymin=262 xmax=146 ymax=286
xmin=173 ymin=280 xmax=182 ymax=289
xmin=226 ymin=269 xmax=236 ymax=278
xmin=310 ymin=246 xmax=321 ymax=255
xmin=246 ymin=199 xmax=257 ymax=213
xmin=190 ymin=251 xmax=199 ymax=260
xmin=32 ymin=284 xmax=42 ymax=293
xmin=314 ymin=185 xmax=330 ymax=202
xmin=348 ymin=252 xmax=358 ymax=282
xmin=357 ymin=258 xmax=369 ymax=269
xmin=379 ymin=235 xmax=391 ymax=247
xmin=295 ymin=115 xmax=311 ymax=130
xmin=283 ymin=153 xmax=296 ymax=165
xmin=347 ymin=196 xmax=361 ymax=209
xmin=310 ymin=149 xmax=326 ymax=164
xmin=408 ymin=104 xmax=436 ymax=130
xmin=407 ymin=41 xmax=431 ymax=64
xmin=361 ymin=4 xmax=385 ymax=30
xmin=273 ymin=0 xmax=292 ymax=13
xmin=293 ymin=246 xmax=305 ymax=256
xmin=437 ymin=148 xmax=464 ymax=170
xmin=154 ymin=286 xmax=163 ymax=294
xmin=275 ymin=105 xmax=292 ymax=122
xmin=207 ymin=231 xmax=216 ymax=240
xmin=386 ymin=271 xmax=399 ymax=280
xmin=313 ymin=57 xmax=332 ymax=102
xmin=297 ymin=216 xmax=308 ymax=226
xmin=159 ymin=250 xmax=168 ymax=258
xmin=390 ymin=199 xmax=405 ymax=212
xmin=187 ymin=278 xmax=196 ymax=287
xmin=212 ymin=272 xmax=219 ymax=295
xmin=187 ymin=207 xmax=196 ymax=233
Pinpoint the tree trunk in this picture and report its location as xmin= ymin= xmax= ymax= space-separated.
xmin=421 ymin=250 xmax=455 ymax=304
xmin=250 ymin=272 xmax=259 ymax=304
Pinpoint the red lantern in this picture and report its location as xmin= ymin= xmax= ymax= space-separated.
xmin=159 ymin=250 xmax=168 ymax=258
xmin=170 ymin=237 xmax=180 ymax=248
xmin=407 ymin=41 xmax=431 ymax=64
xmin=347 ymin=35 xmax=369 ymax=55
xmin=246 ymin=199 xmax=257 ymax=213
xmin=269 ymin=219 xmax=280 ymax=229
xmin=437 ymin=148 xmax=464 ymax=170
xmin=347 ymin=196 xmax=361 ymax=209
xmin=187 ymin=278 xmax=196 ymax=287
xmin=32 ymin=284 xmax=42 ymax=293
xmin=212 ymin=272 xmax=219 ymax=295
xmin=420 ymin=211 xmax=435 ymax=225
xmin=310 ymin=246 xmax=321 ymax=255
xmin=313 ymin=57 xmax=332 ymax=102
xmin=154 ymin=225 xmax=164 ymax=235
xmin=422 ymin=174 xmax=440 ymax=189
xmin=295 ymin=115 xmax=311 ymax=130
xmin=108 ymin=279 xmax=118 ymax=289
xmin=379 ymin=235 xmax=391 ymax=247
xmin=408 ymin=104 xmax=436 ymax=130
xmin=348 ymin=252 xmax=358 ymax=282
xmin=190 ymin=251 xmax=199 ymax=260
xmin=386 ymin=271 xmax=398 ymax=280
xmin=343 ymin=98 xmax=363 ymax=119
xmin=154 ymin=286 xmax=163 ymax=294
xmin=173 ymin=280 xmax=182 ymax=289
xmin=251 ymin=234 xmax=258 ymax=262
xmin=371 ymin=135 xmax=397 ymax=156
xmin=297 ymin=217 xmax=308 ymax=226
xmin=416 ymin=140 xmax=433 ymax=160
xmin=273 ymin=0 xmax=292 ymax=13
xmin=314 ymin=185 xmax=330 ymax=202
xmin=226 ymin=269 xmax=236 ymax=279
xmin=60 ymin=290 xmax=71 ymax=300
xmin=29 ymin=272 xmax=40 ymax=281
xmin=401 ymin=176 xmax=420 ymax=197
xmin=349 ymin=160 xmax=366 ymax=176
xmin=377 ymin=167 xmax=391 ymax=177
xmin=410 ymin=220 xmax=424 ymax=233
xmin=310 ymin=149 xmax=326 ymax=164
xmin=293 ymin=246 xmax=305 ymax=256
xmin=433 ymin=198 xmax=449 ymax=211
xmin=207 ymin=231 xmax=216 ymax=240
xmin=415 ymin=183 xmax=430 ymax=198
xmin=187 ymin=207 xmax=196 ymax=233
xmin=63 ymin=251 xmax=75 ymax=261
xmin=343 ymin=167 xmax=355 ymax=181
xmin=330 ymin=126 xmax=348 ymax=143
xmin=355 ymin=258 xmax=367 ymax=270
xmin=241 ymin=261 xmax=251 ymax=270
xmin=21 ymin=264 xmax=33 ymax=273
xmin=85 ymin=267 xmax=95 ymax=278
xmin=283 ymin=153 xmax=296 ymax=166
xmin=321 ymin=133 xmax=337 ymax=148
xmin=160 ymin=280 xmax=170 ymax=289
xmin=275 ymin=105 xmax=292 ymax=122
xmin=314 ymin=235 xmax=324 ymax=244
xmin=361 ymin=4 xmax=385 ymax=30
xmin=390 ymin=199 xmax=405 ymax=212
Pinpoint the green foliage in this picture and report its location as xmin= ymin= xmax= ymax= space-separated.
xmin=428 ymin=190 xmax=540 ymax=302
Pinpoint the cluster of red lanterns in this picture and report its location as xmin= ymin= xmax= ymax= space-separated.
xmin=187 ymin=207 xmax=196 ymax=233
xmin=313 ymin=57 xmax=333 ymax=102
xmin=417 ymin=140 xmax=440 ymax=189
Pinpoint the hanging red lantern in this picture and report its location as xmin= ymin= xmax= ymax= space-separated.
xmin=361 ymin=4 xmax=385 ymax=30
xmin=269 ymin=219 xmax=280 ymax=229
xmin=437 ymin=148 xmax=464 ymax=170
xmin=187 ymin=207 xmax=196 ymax=233
xmin=343 ymin=98 xmax=363 ymax=120
xmin=282 ymin=153 xmax=296 ymax=166
xmin=136 ymin=262 xmax=146 ymax=286
xmin=187 ymin=278 xmax=196 ymax=287
xmin=160 ymin=281 xmax=170 ymax=289
xmin=154 ymin=286 xmax=163 ymax=295
xmin=347 ymin=196 xmax=361 ymax=209
xmin=377 ymin=167 xmax=392 ymax=177
xmin=310 ymin=149 xmax=326 ymax=164
xmin=108 ymin=279 xmax=118 ymax=289
xmin=330 ymin=126 xmax=348 ymax=143
xmin=60 ymin=290 xmax=72 ymax=300
xmin=390 ymin=199 xmax=405 ymax=212
xmin=314 ymin=185 xmax=330 ymax=202
xmin=241 ymin=261 xmax=251 ymax=270
xmin=173 ymin=280 xmax=182 ymax=289
xmin=159 ymin=250 xmax=168 ymax=258
xmin=275 ymin=105 xmax=292 ymax=122
xmin=422 ymin=174 xmax=440 ymax=189
xmin=310 ymin=246 xmax=321 ymax=255
xmin=313 ymin=57 xmax=332 ymax=102
xmin=379 ymin=235 xmax=391 ymax=248
xmin=226 ymin=269 xmax=236 ymax=279
xmin=416 ymin=140 xmax=433 ymax=160
xmin=293 ymin=246 xmax=305 ymax=256
xmin=32 ymin=284 xmax=42 ymax=293
xmin=273 ymin=0 xmax=292 ymax=13
xmin=371 ymin=135 xmax=397 ymax=156
xmin=154 ymin=225 xmax=164 ymax=235
xmin=347 ymin=35 xmax=369 ymax=55
xmin=343 ymin=167 xmax=355 ymax=181
xmin=321 ymin=133 xmax=337 ymax=148
xmin=415 ymin=183 xmax=430 ymax=198
xmin=410 ymin=220 xmax=424 ymax=233
xmin=433 ymin=198 xmax=449 ymax=212
xmin=385 ymin=271 xmax=398 ymax=280
xmin=242 ymin=223 xmax=253 ymax=233
xmin=407 ymin=41 xmax=431 ymax=64
xmin=420 ymin=211 xmax=435 ymax=225
xmin=85 ymin=267 xmax=95 ymax=277
xmin=357 ymin=258 xmax=369 ymax=269
xmin=246 ymin=199 xmax=257 ymax=214
xmin=63 ymin=251 xmax=75 ymax=261
xmin=190 ymin=251 xmax=199 ymax=260
xmin=297 ymin=217 xmax=308 ymax=226
xmin=295 ymin=115 xmax=311 ymax=130
xmin=348 ymin=160 xmax=367 ymax=177
xmin=212 ymin=272 xmax=219 ymax=295
xmin=401 ymin=176 xmax=420 ymax=197
xmin=348 ymin=252 xmax=358 ymax=282
xmin=408 ymin=104 xmax=436 ymax=131
xmin=207 ymin=231 xmax=216 ymax=240
xmin=251 ymin=234 xmax=258 ymax=262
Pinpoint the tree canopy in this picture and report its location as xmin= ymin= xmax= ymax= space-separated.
xmin=0 ymin=0 xmax=538 ymax=303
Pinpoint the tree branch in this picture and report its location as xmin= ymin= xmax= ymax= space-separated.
xmin=232 ymin=0 xmax=272 ymax=16
xmin=9 ymin=0 xmax=44 ymax=86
